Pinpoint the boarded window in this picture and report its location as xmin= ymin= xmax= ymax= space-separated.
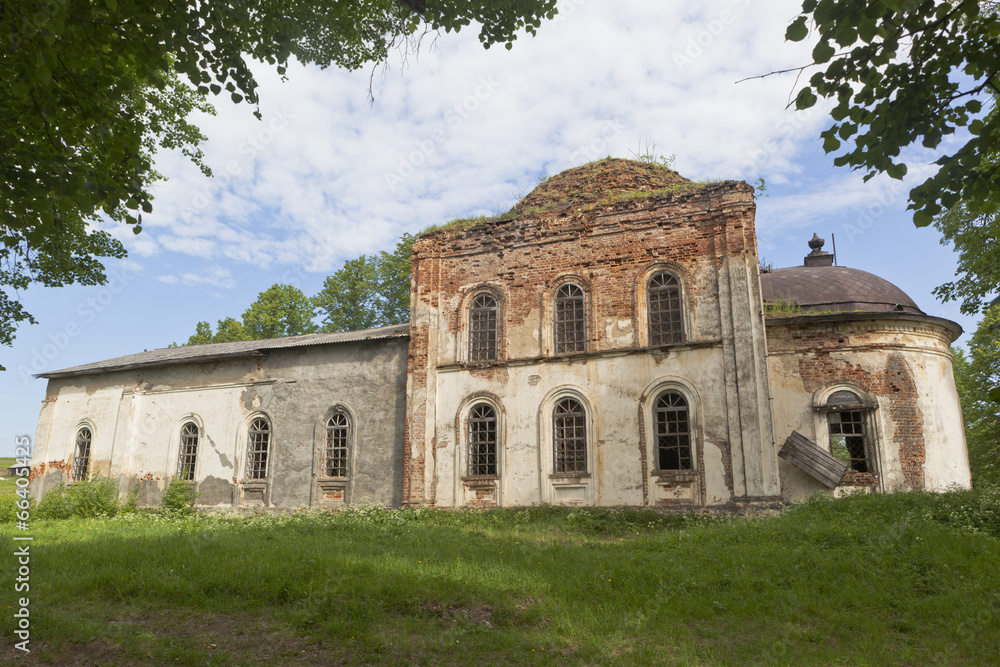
xmin=468 ymin=404 xmax=498 ymax=476
xmin=553 ymin=398 xmax=587 ymax=473
xmin=325 ymin=413 xmax=350 ymax=477
xmin=177 ymin=422 xmax=199 ymax=481
xmin=656 ymin=392 xmax=691 ymax=470
xmin=469 ymin=292 xmax=498 ymax=361
xmin=71 ymin=427 xmax=92 ymax=482
xmin=648 ymin=272 xmax=683 ymax=345
xmin=554 ymin=283 xmax=586 ymax=353
xmin=829 ymin=410 xmax=869 ymax=472
xmin=245 ymin=417 xmax=270 ymax=480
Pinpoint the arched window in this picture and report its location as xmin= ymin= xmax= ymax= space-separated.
xmin=648 ymin=272 xmax=683 ymax=345
xmin=325 ymin=412 xmax=350 ymax=478
xmin=554 ymin=283 xmax=586 ymax=353
xmin=826 ymin=391 xmax=870 ymax=473
xmin=71 ymin=427 xmax=92 ymax=482
xmin=177 ymin=422 xmax=199 ymax=481
xmin=245 ymin=417 xmax=271 ymax=480
xmin=553 ymin=398 xmax=587 ymax=473
xmin=468 ymin=404 xmax=498 ymax=476
xmin=655 ymin=392 xmax=691 ymax=470
xmin=469 ymin=292 xmax=498 ymax=361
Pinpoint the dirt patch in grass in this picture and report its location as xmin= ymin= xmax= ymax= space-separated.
xmin=18 ymin=607 xmax=347 ymax=666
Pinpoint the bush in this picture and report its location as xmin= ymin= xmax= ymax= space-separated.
xmin=35 ymin=476 xmax=124 ymax=520
xmin=161 ymin=478 xmax=199 ymax=513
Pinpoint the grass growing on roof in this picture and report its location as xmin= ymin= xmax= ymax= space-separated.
xmin=2 ymin=489 xmax=998 ymax=665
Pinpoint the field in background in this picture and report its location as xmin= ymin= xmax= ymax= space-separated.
xmin=1 ymin=491 xmax=998 ymax=666
xmin=0 ymin=457 xmax=19 ymax=497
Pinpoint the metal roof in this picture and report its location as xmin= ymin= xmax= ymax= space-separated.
xmin=760 ymin=265 xmax=923 ymax=315
xmin=37 ymin=324 xmax=410 ymax=379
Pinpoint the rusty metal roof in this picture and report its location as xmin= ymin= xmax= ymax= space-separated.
xmin=37 ymin=324 xmax=410 ymax=379
xmin=760 ymin=265 xmax=923 ymax=315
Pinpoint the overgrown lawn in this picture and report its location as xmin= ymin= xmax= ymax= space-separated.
xmin=2 ymin=491 xmax=998 ymax=665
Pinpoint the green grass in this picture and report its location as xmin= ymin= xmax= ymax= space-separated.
xmin=0 ymin=457 xmax=20 ymax=497
xmin=2 ymin=491 xmax=999 ymax=665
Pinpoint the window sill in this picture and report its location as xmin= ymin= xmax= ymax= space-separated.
xmin=461 ymin=476 xmax=498 ymax=489
xmin=549 ymin=473 xmax=591 ymax=483
xmin=318 ymin=478 xmax=349 ymax=490
xmin=653 ymin=470 xmax=697 ymax=483
xmin=241 ymin=480 xmax=267 ymax=490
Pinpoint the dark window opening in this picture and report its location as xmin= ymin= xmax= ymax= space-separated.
xmin=469 ymin=292 xmax=499 ymax=362
xmin=656 ymin=392 xmax=691 ymax=470
xmin=648 ymin=272 xmax=683 ymax=345
xmin=468 ymin=404 xmax=498 ymax=476
xmin=554 ymin=283 xmax=586 ymax=353
xmin=829 ymin=410 xmax=869 ymax=472
xmin=246 ymin=417 xmax=270 ymax=480
xmin=325 ymin=413 xmax=350 ymax=477
xmin=553 ymin=398 xmax=587 ymax=473
xmin=177 ymin=422 xmax=199 ymax=481
xmin=71 ymin=427 xmax=92 ymax=482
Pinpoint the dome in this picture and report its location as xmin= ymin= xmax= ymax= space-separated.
xmin=760 ymin=265 xmax=923 ymax=315
xmin=511 ymin=158 xmax=692 ymax=215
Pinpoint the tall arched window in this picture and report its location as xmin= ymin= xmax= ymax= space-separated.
xmin=468 ymin=404 xmax=498 ymax=476
xmin=655 ymin=392 xmax=691 ymax=470
xmin=826 ymin=391 xmax=871 ymax=473
xmin=325 ymin=412 xmax=350 ymax=478
xmin=71 ymin=427 xmax=92 ymax=482
xmin=245 ymin=417 xmax=271 ymax=480
xmin=554 ymin=283 xmax=586 ymax=353
xmin=177 ymin=422 xmax=199 ymax=481
xmin=553 ymin=398 xmax=587 ymax=473
xmin=469 ymin=292 xmax=498 ymax=361
xmin=648 ymin=272 xmax=683 ymax=345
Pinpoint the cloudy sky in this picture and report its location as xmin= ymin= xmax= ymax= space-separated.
xmin=1 ymin=0 xmax=979 ymax=456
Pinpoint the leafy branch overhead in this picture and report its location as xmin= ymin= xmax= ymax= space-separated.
xmin=785 ymin=0 xmax=1000 ymax=226
xmin=0 ymin=0 xmax=558 ymax=365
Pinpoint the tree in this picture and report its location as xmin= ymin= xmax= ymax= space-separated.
xmin=784 ymin=1 xmax=1000 ymax=227
xmin=243 ymin=284 xmax=318 ymax=339
xmin=1 ymin=1 xmax=558 ymax=364
xmin=314 ymin=233 xmax=414 ymax=332
xmin=953 ymin=307 xmax=1000 ymax=487
xmin=185 ymin=317 xmax=251 ymax=345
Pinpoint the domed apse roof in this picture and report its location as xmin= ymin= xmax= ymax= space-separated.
xmin=511 ymin=158 xmax=692 ymax=214
xmin=761 ymin=265 xmax=924 ymax=315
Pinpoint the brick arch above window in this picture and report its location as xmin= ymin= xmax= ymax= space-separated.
xmin=634 ymin=262 xmax=691 ymax=348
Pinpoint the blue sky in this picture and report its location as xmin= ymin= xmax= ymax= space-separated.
xmin=0 ymin=0 xmax=983 ymax=456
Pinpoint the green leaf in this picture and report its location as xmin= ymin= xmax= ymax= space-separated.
xmin=823 ymin=134 xmax=841 ymax=152
xmin=812 ymin=40 xmax=836 ymax=63
xmin=886 ymin=162 xmax=907 ymax=179
xmin=989 ymin=387 xmax=1000 ymax=404
xmin=786 ymin=16 xmax=809 ymax=41
xmin=795 ymin=88 xmax=818 ymax=110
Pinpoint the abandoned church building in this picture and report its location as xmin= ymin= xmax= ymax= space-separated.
xmin=28 ymin=159 xmax=972 ymax=510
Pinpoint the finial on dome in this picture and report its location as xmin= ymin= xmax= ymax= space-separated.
xmin=804 ymin=233 xmax=834 ymax=267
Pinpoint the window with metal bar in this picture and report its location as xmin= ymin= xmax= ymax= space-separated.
xmin=655 ymin=392 xmax=691 ymax=470
xmin=177 ymin=422 xmax=199 ymax=481
xmin=245 ymin=417 xmax=270 ymax=480
xmin=553 ymin=398 xmax=587 ymax=473
xmin=828 ymin=410 xmax=869 ymax=472
xmin=554 ymin=283 xmax=586 ymax=353
xmin=648 ymin=272 xmax=683 ymax=345
xmin=71 ymin=427 xmax=92 ymax=482
xmin=468 ymin=404 xmax=498 ymax=476
xmin=325 ymin=413 xmax=350 ymax=477
xmin=469 ymin=292 xmax=498 ymax=361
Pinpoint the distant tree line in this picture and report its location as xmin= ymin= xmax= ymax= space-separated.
xmin=184 ymin=234 xmax=413 ymax=344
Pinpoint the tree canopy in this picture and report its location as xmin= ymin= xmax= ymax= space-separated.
xmin=184 ymin=233 xmax=413 ymax=344
xmin=785 ymin=0 xmax=1000 ymax=227
xmin=1 ymin=0 xmax=558 ymax=365
xmin=953 ymin=306 xmax=1000 ymax=486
